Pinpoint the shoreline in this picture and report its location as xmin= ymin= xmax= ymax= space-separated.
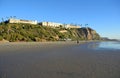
xmin=0 ymin=41 xmax=120 ymax=78
xmin=0 ymin=40 xmax=101 ymax=44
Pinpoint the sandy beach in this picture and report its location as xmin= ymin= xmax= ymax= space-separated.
xmin=0 ymin=41 xmax=120 ymax=78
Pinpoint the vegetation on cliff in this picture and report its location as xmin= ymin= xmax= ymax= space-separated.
xmin=0 ymin=23 xmax=100 ymax=42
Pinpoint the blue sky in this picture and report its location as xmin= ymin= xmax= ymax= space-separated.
xmin=0 ymin=0 xmax=120 ymax=39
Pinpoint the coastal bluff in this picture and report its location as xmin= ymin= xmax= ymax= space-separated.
xmin=0 ymin=23 xmax=100 ymax=42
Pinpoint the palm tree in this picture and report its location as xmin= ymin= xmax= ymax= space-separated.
xmin=13 ymin=16 xmax=16 ymax=19
xmin=85 ymin=24 xmax=88 ymax=28
xmin=1 ymin=18 xmax=4 ymax=22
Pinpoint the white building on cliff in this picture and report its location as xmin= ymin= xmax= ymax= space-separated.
xmin=40 ymin=22 xmax=63 ymax=27
xmin=9 ymin=18 xmax=37 ymax=25
xmin=64 ymin=24 xmax=81 ymax=29
xmin=40 ymin=22 xmax=81 ymax=29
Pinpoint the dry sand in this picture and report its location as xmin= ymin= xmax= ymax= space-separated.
xmin=0 ymin=41 xmax=120 ymax=78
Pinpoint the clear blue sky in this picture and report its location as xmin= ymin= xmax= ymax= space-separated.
xmin=0 ymin=0 xmax=120 ymax=39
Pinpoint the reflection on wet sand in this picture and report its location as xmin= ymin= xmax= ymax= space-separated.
xmin=0 ymin=42 xmax=120 ymax=78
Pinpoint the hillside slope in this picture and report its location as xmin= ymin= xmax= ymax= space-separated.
xmin=0 ymin=23 xmax=100 ymax=42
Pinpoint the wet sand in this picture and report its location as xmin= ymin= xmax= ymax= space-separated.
xmin=0 ymin=42 xmax=120 ymax=78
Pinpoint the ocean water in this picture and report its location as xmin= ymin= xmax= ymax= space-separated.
xmin=97 ymin=41 xmax=120 ymax=50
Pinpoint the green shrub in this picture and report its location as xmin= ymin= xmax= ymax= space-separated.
xmin=0 ymin=36 xmax=3 ymax=41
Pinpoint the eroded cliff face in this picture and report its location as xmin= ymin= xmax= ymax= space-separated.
xmin=75 ymin=27 xmax=100 ymax=40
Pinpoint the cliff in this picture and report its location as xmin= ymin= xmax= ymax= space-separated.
xmin=76 ymin=27 xmax=100 ymax=40
xmin=0 ymin=23 xmax=100 ymax=42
